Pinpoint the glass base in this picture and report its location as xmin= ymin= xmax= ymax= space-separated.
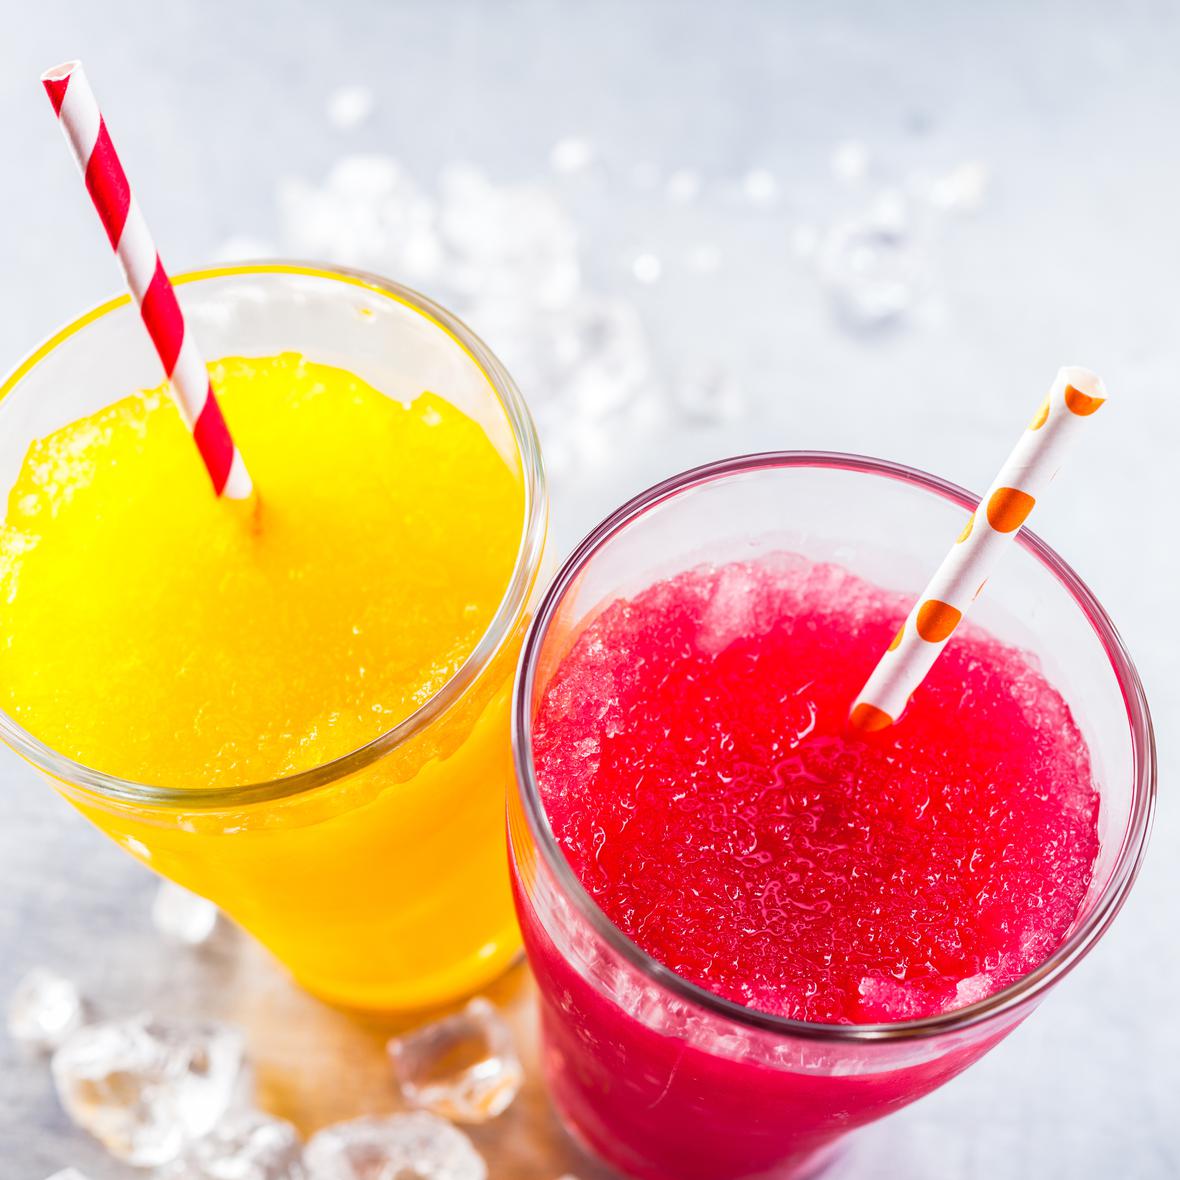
xmin=549 ymin=1078 xmax=851 ymax=1180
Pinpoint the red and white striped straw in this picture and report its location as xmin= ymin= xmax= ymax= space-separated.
xmin=41 ymin=60 xmax=252 ymax=500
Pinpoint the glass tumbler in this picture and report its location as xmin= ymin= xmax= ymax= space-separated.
xmin=508 ymin=452 xmax=1153 ymax=1180
xmin=0 ymin=263 xmax=548 ymax=1011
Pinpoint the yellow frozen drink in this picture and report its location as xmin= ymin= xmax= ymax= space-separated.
xmin=0 ymin=265 xmax=546 ymax=1008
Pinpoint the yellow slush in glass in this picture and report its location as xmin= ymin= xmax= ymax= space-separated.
xmin=0 ymin=265 xmax=547 ymax=1009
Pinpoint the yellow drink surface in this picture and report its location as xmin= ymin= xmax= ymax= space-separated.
xmin=0 ymin=353 xmax=529 ymax=1007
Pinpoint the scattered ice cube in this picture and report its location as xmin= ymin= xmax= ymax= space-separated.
xmin=278 ymin=155 xmax=443 ymax=283
xmin=672 ymin=365 xmax=743 ymax=424
xmin=818 ymin=217 xmax=921 ymax=330
xmin=44 ymin=1170 xmax=91 ymax=1180
xmin=867 ymin=187 xmax=909 ymax=235
xmin=549 ymin=137 xmax=595 ymax=175
xmin=439 ymin=163 xmax=581 ymax=309
xmin=152 ymin=881 xmax=219 ymax=946
xmin=7 ymin=967 xmax=84 ymax=1052
xmin=630 ymin=253 xmax=662 ymax=284
xmin=665 ymin=168 xmax=701 ymax=204
xmin=830 ymin=139 xmax=870 ymax=184
xmin=51 ymin=1017 xmax=248 ymax=1166
xmin=159 ymin=1110 xmax=306 ymax=1180
xmin=327 ymin=85 xmax=375 ymax=131
xmin=304 ymin=1113 xmax=486 ymax=1180
xmin=927 ymin=160 xmax=989 ymax=213
xmin=388 ymin=997 xmax=522 ymax=1124
xmin=269 ymin=151 xmax=666 ymax=480
xmin=560 ymin=298 xmax=654 ymax=420
xmin=742 ymin=168 xmax=779 ymax=206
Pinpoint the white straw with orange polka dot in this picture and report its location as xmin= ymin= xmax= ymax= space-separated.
xmin=850 ymin=366 xmax=1107 ymax=733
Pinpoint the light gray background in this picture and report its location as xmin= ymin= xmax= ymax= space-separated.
xmin=1 ymin=3 xmax=1177 ymax=1178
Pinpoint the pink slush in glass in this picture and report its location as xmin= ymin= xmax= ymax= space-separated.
xmin=508 ymin=453 xmax=1154 ymax=1180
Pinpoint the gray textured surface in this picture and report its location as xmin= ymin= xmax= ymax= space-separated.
xmin=1 ymin=3 xmax=1177 ymax=1177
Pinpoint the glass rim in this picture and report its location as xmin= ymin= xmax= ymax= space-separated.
xmin=0 ymin=261 xmax=548 ymax=809
xmin=511 ymin=450 xmax=1156 ymax=1044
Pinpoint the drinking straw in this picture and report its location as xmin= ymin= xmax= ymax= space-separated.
xmin=850 ymin=366 xmax=1106 ymax=732
xmin=41 ymin=61 xmax=253 ymax=500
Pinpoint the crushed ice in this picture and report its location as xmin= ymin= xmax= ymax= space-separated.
xmin=228 ymin=133 xmax=988 ymax=496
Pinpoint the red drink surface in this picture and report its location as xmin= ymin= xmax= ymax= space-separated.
xmin=534 ymin=556 xmax=1099 ymax=1025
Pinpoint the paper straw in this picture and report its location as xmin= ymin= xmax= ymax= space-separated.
xmin=40 ymin=61 xmax=252 ymax=500
xmin=850 ymin=366 xmax=1107 ymax=732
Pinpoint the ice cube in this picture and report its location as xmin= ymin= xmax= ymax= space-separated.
xmin=44 ymin=1170 xmax=92 ymax=1180
xmin=152 ymin=881 xmax=219 ymax=945
xmin=270 ymin=150 xmax=672 ymax=483
xmin=672 ymin=365 xmax=743 ymax=424
xmin=630 ymin=253 xmax=662 ymax=284
xmin=438 ymin=164 xmax=580 ymax=309
xmin=550 ymin=137 xmax=595 ymax=175
xmin=387 ymin=998 xmax=522 ymax=1124
xmin=7 ymin=967 xmax=84 ymax=1052
xmin=278 ymin=156 xmax=442 ymax=283
xmin=868 ymin=187 xmax=909 ymax=235
xmin=327 ymin=85 xmax=374 ymax=131
xmin=51 ymin=1016 xmax=248 ymax=1166
xmin=742 ymin=168 xmax=779 ymax=206
xmin=159 ymin=1109 xmax=305 ymax=1180
xmin=303 ymin=1113 xmax=486 ymax=1180
xmin=830 ymin=139 xmax=870 ymax=184
xmin=818 ymin=216 xmax=921 ymax=330
xmin=562 ymin=298 xmax=654 ymax=420
xmin=926 ymin=161 xmax=989 ymax=213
